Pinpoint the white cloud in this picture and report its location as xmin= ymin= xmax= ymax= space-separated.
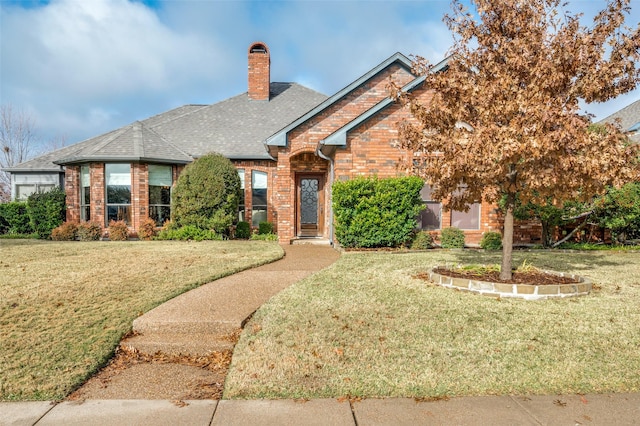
xmin=1 ymin=0 xmax=639 ymax=147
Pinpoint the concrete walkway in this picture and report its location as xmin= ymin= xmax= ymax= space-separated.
xmin=3 ymin=393 xmax=640 ymax=425
xmin=2 ymin=244 xmax=640 ymax=424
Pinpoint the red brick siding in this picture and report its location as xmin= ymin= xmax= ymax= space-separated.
xmin=248 ymin=43 xmax=270 ymax=101
xmin=65 ymin=166 xmax=80 ymax=224
xmin=232 ymin=160 xmax=278 ymax=230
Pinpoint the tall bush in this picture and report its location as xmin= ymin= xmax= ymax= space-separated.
xmin=172 ymin=153 xmax=241 ymax=235
xmin=26 ymin=188 xmax=66 ymax=239
xmin=593 ymin=182 xmax=640 ymax=243
xmin=440 ymin=227 xmax=465 ymax=248
xmin=0 ymin=201 xmax=33 ymax=235
xmin=332 ymin=176 xmax=424 ymax=248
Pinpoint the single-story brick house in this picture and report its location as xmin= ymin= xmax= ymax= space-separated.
xmin=7 ymin=42 xmax=542 ymax=245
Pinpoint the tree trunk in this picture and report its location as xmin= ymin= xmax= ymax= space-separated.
xmin=500 ymin=203 xmax=515 ymax=280
xmin=541 ymin=220 xmax=551 ymax=247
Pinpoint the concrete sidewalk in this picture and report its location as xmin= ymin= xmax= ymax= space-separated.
xmin=3 ymin=393 xmax=640 ymax=425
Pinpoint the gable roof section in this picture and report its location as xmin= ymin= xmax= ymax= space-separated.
xmin=317 ymin=56 xmax=449 ymax=156
xmin=598 ymin=98 xmax=640 ymax=144
xmin=264 ymin=52 xmax=416 ymax=151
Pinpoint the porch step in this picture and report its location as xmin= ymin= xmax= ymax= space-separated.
xmin=120 ymin=332 xmax=237 ymax=357
xmin=291 ymin=238 xmax=332 ymax=246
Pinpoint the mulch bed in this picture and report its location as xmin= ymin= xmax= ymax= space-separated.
xmin=428 ymin=267 xmax=580 ymax=285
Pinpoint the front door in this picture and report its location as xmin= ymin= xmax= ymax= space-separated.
xmin=296 ymin=174 xmax=324 ymax=237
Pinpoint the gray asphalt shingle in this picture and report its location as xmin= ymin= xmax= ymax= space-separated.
xmin=6 ymin=83 xmax=327 ymax=171
xmin=598 ymin=98 xmax=640 ymax=144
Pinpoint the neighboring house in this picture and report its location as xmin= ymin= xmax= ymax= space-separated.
xmin=6 ymin=42 xmax=521 ymax=245
xmin=598 ymin=98 xmax=640 ymax=144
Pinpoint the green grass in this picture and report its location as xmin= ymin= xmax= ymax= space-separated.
xmin=0 ymin=239 xmax=283 ymax=401
xmin=225 ymin=249 xmax=640 ymax=399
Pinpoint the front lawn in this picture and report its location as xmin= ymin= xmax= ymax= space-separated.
xmin=0 ymin=240 xmax=283 ymax=401
xmin=225 ymin=249 xmax=640 ymax=399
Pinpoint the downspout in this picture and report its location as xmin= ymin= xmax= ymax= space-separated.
xmin=316 ymin=142 xmax=335 ymax=246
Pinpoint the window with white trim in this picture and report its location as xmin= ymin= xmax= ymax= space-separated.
xmin=105 ymin=163 xmax=131 ymax=225
xmin=238 ymin=169 xmax=246 ymax=222
xmin=418 ymin=184 xmax=442 ymax=230
xmin=80 ymin=165 xmax=91 ymax=221
xmin=148 ymin=164 xmax=172 ymax=226
xmin=251 ymin=170 xmax=267 ymax=226
xmin=451 ymin=203 xmax=481 ymax=230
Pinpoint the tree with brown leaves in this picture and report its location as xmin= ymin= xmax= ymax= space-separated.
xmin=394 ymin=0 xmax=640 ymax=279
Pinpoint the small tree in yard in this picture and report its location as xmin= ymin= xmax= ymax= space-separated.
xmin=172 ymin=153 xmax=241 ymax=235
xmin=394 ymin=0 xmax=640 ymax=279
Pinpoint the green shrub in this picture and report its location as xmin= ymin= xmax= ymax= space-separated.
xmin=411 ymin=231 xmax=434 ymax=250
xmin=258 ymin=221 xmax=273 ymax=235
xmin=26 ymin=188 xmax=66 ymax=239
xmin=332 ymin=176 xmax=424 ymax=248
xmin=235 ymin=221 xmax=251 ymax=239
xmin=77 ymin=221 xmax=103 ymax=241
xmin=108 ymin=220 xmax=129 ymax=241
xmin=138 ymin=217 xmax=157 ymax=241
xmin=51 ymin=222 xmax=78 ymax=241
xmin=0 ymin=201 xmax=33 ymax=235
xmin=156 ymin=225 xmax=222 ymax=241
xmin=593 ymin=182 xmax=640 ymax=244
xmin=440 ymin=226 xmax=465 ymax=248
xmin=480 ymin=231 xmax=503 ymax=250
xmin=172 ymin=153 xmax=241 ymax=235
xmin=250 ymin=232 xmax=278 ymax=241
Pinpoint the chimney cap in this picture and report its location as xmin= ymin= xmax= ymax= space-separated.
xmin=249 ymin=42 xmax=269 ymax=55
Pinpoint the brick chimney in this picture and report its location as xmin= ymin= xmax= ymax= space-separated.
xmin=248 ymin=42 xmax=270 ymax=101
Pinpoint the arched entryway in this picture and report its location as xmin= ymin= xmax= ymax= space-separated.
xmin=290 ymin=152 xmax=329 ymax=239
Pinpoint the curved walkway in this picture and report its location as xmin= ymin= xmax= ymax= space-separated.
xmin=2 ymin=244 xmax=640 ymax=424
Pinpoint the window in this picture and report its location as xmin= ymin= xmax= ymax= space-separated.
xmin=251 ymin=170 xmax=267 ymax=226
xmin=148 ymin=164 xmax=172 ymax=226
xmin=105 ymin=163 xmax=131 ymax=225
xmin=80 ymin=165 xmax=90 ymax=221
xmin=451 ymin=203 xmax=481 ymax=230
xmin=418 ymin=184 xmax=442 ymax=230
xmin=238 ymin=169 xmax=246 ymax=221
xmin=15 ymin=184 xmax=56 ymax=201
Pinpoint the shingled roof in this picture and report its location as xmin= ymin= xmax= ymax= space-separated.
xmin=5 ymin=82 xmax=327 ymax=171
xmin=598 ymin=98 xmax=640 ymax=144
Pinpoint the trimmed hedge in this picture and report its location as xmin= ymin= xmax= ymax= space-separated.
xmin=411 ymin=231 xmax=435 ymax=250
xmin=51 ymin=222 xmax=78 ymax=241
xmin=156 ymin=225 xmax=222 ymax=241
xmin=26 ymin=188 xmax=66 ymax=239
xmin=440 ymin=227 xmax=465 ymax=248
xmin=480 ymin=231 xmax=503 ymax=250
xmin=77 ymin=222 xmax=103 ymax=241
xmin=332 ymin=176 xmax=424 ymax=248
xmin=0 ymin=201 xmax=33 ymax=235
xmin=108 ymin=220 xmax=129 ymax=241
xmin=235 ymin=221 xmax=251 ymax=239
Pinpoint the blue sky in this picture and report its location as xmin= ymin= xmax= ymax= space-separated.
xmin=1 ymin=0 xmax=639 ymax=152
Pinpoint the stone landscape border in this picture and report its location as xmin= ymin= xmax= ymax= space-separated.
xmin=427 ymin=267 xmax=592 ymax=300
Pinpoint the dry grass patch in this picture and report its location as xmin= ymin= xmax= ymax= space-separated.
xmin=0 ymin=240 xmax=282 ymax=401
xmin=225 ymin=250 xmax=640 ymax=399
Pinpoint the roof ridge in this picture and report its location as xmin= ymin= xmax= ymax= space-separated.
xmin=142 ymin=122 xmax=193 ymax=159
xmin=144 ymin=105 xmax=209 ymax=130
xmin=83 ymin=125 xmax=133 ymax=156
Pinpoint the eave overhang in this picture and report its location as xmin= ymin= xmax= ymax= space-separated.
xmin=316 ymin=56 xmax=449 ymax=157
xmin=53 ymin=156 xmax=193 ymax=166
